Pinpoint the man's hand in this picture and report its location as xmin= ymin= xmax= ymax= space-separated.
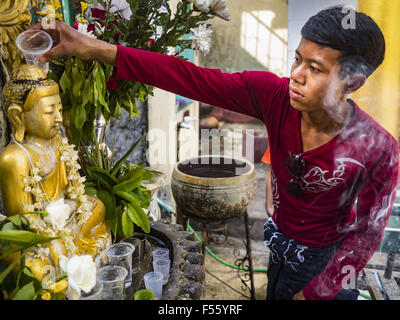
xmin=293 ymin=290 xmax=306 ymax=300
xmin=29 ymin=22 xmax=117 ymax=66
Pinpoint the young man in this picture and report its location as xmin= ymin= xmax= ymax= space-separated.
xmin=32 ymin=6 xmax=399 ymax=300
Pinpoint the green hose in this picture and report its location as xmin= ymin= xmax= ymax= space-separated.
xmin=157 ymin=199 xmax=371 ymax=300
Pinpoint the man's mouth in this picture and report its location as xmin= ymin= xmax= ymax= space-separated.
xmin=289 ymin=86 xmax=304 ymax=100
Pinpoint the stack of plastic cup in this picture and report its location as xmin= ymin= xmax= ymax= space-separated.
xmin=105 ymin=242 xmax=135 ymax=288
xmin=153 ymin=258 xmax=170 ymax=285
xmin=152 ymin=247 xmax=169 ymax=260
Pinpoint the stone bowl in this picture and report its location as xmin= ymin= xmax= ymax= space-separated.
xmin=171 ymin=156 xmax=257 ymax=220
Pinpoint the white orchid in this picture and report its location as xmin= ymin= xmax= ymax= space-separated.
xmin=190 ymin=24 xmax=213 ymax=54
xmin=60 ymin=254 xmax=97 ymax=300
xmin=189 ymin=0 xmax=231 ymax=21
xmin=210 ymin=0 xmax=231 ymax=21
xmin=44 ymin=198 xmax=72 ymax=230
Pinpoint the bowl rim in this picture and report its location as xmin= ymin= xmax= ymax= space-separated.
xmin=172 ymin=155 xmax=255 ymax=187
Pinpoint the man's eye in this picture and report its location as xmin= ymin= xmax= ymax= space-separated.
xmin=310 ymin=66 xmax=321 ymax=73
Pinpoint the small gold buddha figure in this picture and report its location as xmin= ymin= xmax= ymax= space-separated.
xmin=0 ymin=64 xmax=111 ymax=294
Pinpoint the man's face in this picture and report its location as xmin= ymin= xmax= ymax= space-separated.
xmin=289 ymin=38 xmax=346 ymax=113
xmin=24 ymin=94 xmax=63 ymax=140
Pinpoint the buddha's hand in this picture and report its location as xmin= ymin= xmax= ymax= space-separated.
xmin=29 ymin=22 xmax=117 ymax=66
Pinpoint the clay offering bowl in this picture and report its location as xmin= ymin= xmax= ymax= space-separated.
xmin=171 ymin=156 xmax=257 ymax=220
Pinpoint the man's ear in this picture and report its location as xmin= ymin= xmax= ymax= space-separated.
xmin=7 ymin=104 xmax=25 ymax=143
xmin=344 ymin=73 xmax=366 ymax=95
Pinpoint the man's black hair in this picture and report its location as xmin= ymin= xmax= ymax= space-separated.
xmin=301 ymin=5 xmax=385 ymax=78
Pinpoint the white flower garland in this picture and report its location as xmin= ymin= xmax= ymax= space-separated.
xmin=22 ymin=137 xmax=92 ymax=231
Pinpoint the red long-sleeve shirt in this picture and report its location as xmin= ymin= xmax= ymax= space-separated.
xmin=115 ymin=45 xmax=399 ymax=299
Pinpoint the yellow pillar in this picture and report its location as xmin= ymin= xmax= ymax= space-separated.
xmin=352 ymin=0 xmax=400 ymax=139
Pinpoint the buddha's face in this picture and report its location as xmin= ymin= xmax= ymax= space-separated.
xmin=24 ymin=94 xmax=63 ymax=140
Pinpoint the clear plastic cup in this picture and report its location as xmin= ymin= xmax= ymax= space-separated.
xmin=144 ymin=271 xmax=163 ymax=300
xmin=16 ymin=29 xmax=53 ymax=73
xmin=121 ymin=237 xmax=144 ymax=273
xmin=105 ymin=242 xmax=135 ymax=288
xmin=98 ymin=265 xmax=128 ymax=300
xmin=152 ymin=257 xmax=170 ymax=285
xmin=79 ymin=281 xmax=103 ymax=300
xmin=152 ymin=247 xmax=169 ymax=260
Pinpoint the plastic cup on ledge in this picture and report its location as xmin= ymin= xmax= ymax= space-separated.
xmin=152 ymin=247 xmax=169 ymax=261
xmin=79 ymin=281 xmax=103 ymax=300
xmin=97 ymin=265 xmax=128 ymax=300
xmin=152 ymin=257 xmax=170 ymax=285
xmin=16 ymin=29 xmax=53 ymax=74
xmin=105 ymin=242 xmax=135 ymax=289
xmin=144 ymin=271 xmax=163 ymax=300
xmin=121 ymin=237 xmax=144 ymax=273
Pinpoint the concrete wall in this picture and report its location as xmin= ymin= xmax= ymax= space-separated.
xmin=287 ymin=0 xmax=358 ymax=76
xmin=200 ymin=0 xmax=288 ymax=76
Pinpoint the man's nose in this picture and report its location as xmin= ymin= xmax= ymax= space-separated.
xmin=290 ymin=63 xmax=306 ymax=85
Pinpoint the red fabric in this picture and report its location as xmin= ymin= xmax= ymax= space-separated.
xmin=262 ymin=147 xmax=271 ymax=165
xmin=115 ymin=45 xmax=399 ymax=299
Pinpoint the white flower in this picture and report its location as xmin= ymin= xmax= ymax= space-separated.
xmin=190 ymin=24 xmax=213 ymax=54
xmin=61 ymin=138 xmax=69 ymax=145
xmin=77 ymin=23 xmax=97 ymax=39
xmin=35 ymin=246 xmax=50 ymax=261
xmin=191 ymin=0 xmax=211 ymax=12
xmin=210 ymin=0 xmax=231 ymax=21
xmin=0 ymin=214 xmax=7 ymax=223
xmin=44 ymin=198 xmax=72 ymax=230
xmin=33 ymin=175 xmax=42 ymax=182
xmin=60 ymin=254 xmax=97 ymax=300
xmin=190 ymin=0 xmax=231 ymax=21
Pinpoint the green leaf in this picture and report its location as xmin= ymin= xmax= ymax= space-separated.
xmin=7 ymin=215 xmax=21 ymax=227
xmin=121 ymin=210 xmax=134 ymax=238
xmin=12 ymin=281 xmax=35 ymax=300
xmin=82 ymin=75 xmax=94 ymax=108
xmin=59 ymin=70 xmax=72 ymax=93
xmin=110 ymin=134 xmax=145 ymax=177
xmin=113 ymin=166 xmax=143 ymax=192
xmin=127 ymin=201 xmax=150 ymax=233
xmin=72 ymin=66 xmax=84 ymax=97
xmin=136 ymin=186 xmax=151 ymax=209
xmin=1 ymin=222 xmax=16 ymax=231
xmin=95 ymin=189 xmax=118 ymax=236
xmin=87 ymin=167 xmax=119 ymax=189
xmin=75 ymin=103 xmax=87 ymax=130
xmin=113 ymin=190 xmax=137 ymax=203
xmin=0 ymin=251 xmax=24 ymax=284
xmin=0 ymin=230 xmax=57 ymax=246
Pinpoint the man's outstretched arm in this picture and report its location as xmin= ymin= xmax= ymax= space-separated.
xmin=31 ymin=22 xmax=117 ymax=66
xmin=31 ymin=22 xmax=284 ymax=122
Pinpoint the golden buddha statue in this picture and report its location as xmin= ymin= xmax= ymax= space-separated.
xmin=0 ymin=64 xmax=111 ymax=294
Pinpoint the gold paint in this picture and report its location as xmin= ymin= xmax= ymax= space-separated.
xmin=0 ymin=65 xmax=111 ymax=295
xmin=24 ymin=86 xmax=60 ymax=111
xmin=0 ymin=0 xmax=31 ymax=74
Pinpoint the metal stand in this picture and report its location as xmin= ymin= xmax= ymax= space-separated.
xmin=178 ymin=209 xmax=256 ymax=300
